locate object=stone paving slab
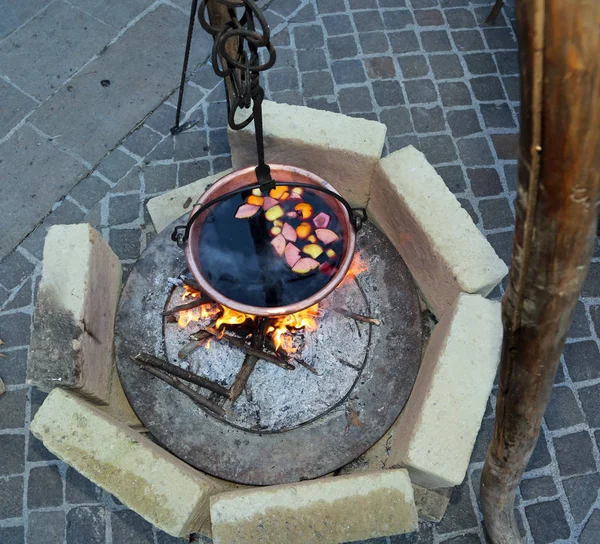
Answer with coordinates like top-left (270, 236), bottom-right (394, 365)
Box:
top-left (0, 124), bottom-right (89, 259)
top-left (28, 4), bottom-right (212, 165)
top-left (0, 79), bottom-right (37, 139)
top-left (0, 0), bottom-right (52, 40)
top-left (68, 0), bottom-right (155, 29)
top-left (0, 0), bottom-right (115, 101)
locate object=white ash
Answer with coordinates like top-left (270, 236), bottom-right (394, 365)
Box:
top-left (163, 282), bottom-right (371, 432)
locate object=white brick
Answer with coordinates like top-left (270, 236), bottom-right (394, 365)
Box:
top-left (389, 294), bottom-right (502, 488)
top-left (146, 169), bottom-right (232, 233)
top-left (30, 388), bottom-right (222, 537)
top-left (368, 146), bottom-right (508, 317)
top-left (27, 224), bottom-right (122, 404)
top-left (229, 100), bottom-right (386, 207)
top-left (210, 469), bottom-right (417, 544)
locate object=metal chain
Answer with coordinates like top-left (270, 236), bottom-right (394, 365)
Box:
top-left (198, 0), bottom-right (276, 191)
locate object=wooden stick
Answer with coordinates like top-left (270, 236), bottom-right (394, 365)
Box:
top-left (294, 358), bottom-right (319, 375)
top-left (332, 307), bottom-right (380, 326)
top-left (203, 327), bottom-right (295, 370)
top-left (485, 0), bottom-right (504, 24)
top-left (229, 318), bottom-right (266, 402)
top-left (162, 297), bottom-right (213, 317)
top-left (178, 336), bottom-right (208, 360)
top-left (129, 357), bottom-right (226, 417)
top-left (481, 2), bottom-right (600, 542)
top-left (133, 352), bottom-right (230, 397)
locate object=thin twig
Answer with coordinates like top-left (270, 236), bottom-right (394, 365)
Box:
top-left (162, 296), bottom-right (213, 316)
top-left (130, 357), bottom-right (226, 416)
top-left (178, 334), bottom-right (209, 360)
top-left (203, 326), bottom-right (295, 370)
top-left (133, 352), bottom-right (229, 397)
top-left (229, 318), bottom-right (265, 402)
top-left (294, 358), bottom-right (319, 375)
top-left (332, 307), bottom-right (380, 325)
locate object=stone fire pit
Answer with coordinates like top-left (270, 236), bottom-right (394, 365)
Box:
top-left (27, 102), bottom-right (506, 543)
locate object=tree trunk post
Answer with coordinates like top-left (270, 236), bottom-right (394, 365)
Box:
top-left (481, 1), bottom-right (600, 543)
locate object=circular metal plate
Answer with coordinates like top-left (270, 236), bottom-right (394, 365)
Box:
top-left (115, 221), bottom-right (422, 485)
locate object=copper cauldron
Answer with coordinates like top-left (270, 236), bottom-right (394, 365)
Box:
top-left (182, 164), bottom-right (357, 317)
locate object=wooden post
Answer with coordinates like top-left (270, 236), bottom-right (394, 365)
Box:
top-left (481, 1), bottom-right (600, 543)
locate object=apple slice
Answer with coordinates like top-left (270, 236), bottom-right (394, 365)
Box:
top-left (265, 205), bottom-right (284, 221)
top-left (319, 262), bottom-right (337, 276)
top-left (252, 188), bottom-right (262, 196)
top-left (288, 192), bottom-right (303, 200)
top-left (308, 235), bottom-right (317, 243)
top-left (303, 244), bottom-right (323, 259)
top-left (292, 187), bottom-right (303, 195)
top-left (286, 211), bottom-right (298, 219)
top-left (292, 258), bottom-right (320, 274)
top-left (262, 196), bottom-right (278, 210)
top-left (282, 223), bottom-right (297, 242)
top-left (285, 243), bottom-right (301, 267)
top-left (247, 195), bottom-right (264, 206)
top-left (326, 248), bottom-right (336, 259)
top-left (270, 226), bottom-right (282, 237)
top-left (315, 228), bottom-right (339, 245)
top-left (296, 222), bottom-right (312, 239)
top-left (295, 202), bottom-right (313, 219)
top-left (271, 234), bottom-right (286, 256)
top-left (273, 219), bottom-right (283, 227)
top-left (313, 212), bottom-right (330, 229)
top-left (235, 204), bottom-right (260, 219)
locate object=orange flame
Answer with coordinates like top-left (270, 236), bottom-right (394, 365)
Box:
top-left (342, 250), bottom-right (368, 285)
top-left (173, 287), bottom-right (322, 355)
top-left (216, 306), bottom-right (254, 329)
top-left (267, 304), bottom-right (319, 354)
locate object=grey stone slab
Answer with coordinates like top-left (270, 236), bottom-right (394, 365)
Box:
top-left (544, 385), bottom-right (585, 430)
top-left (111, 510), bottom-right (154, 544)
top-left (520, 476), bottom-right (557, 501)
top-left (28, 432), bottom-right (58, 462)
top-left (66, 506), bottom-right (106, 544)
top-left (0, 124), bottom-right (89, 260)
top-left (0, 348), bottom-right (27, 386)
top-left (66, 467), bottom-right (103, 505)
top-left (29, 5), bottom-right (211, 165)
top-left (0, 1), bottom-right (114, 100)
top-left (28, 465), bottom-right (63, 508)
top-left (0, 476), bottom-right (23, 519)
top-left (563, 473), bottom-right (600, 523)
top-left (68, 0), bottom-right (153, 29)
top-left (0, 249), bottom-right (35, 291)
top-left (0, 434), bottom-right (25, 476)
top-left (436, 481), bottom-right (478, 534)
top-left (28, 510), bottom-right (66, 544)
top-left (554, 431), bottom-right (597, 477)
top-left (0, 0), bottom-right (52, 40)
top-left (0, 79), bottom-right (37, 139)
top-left (525, 500), bottom-right (571, 543)
top-left (580, 509), bottom-right (600, 544)
top-left (4, 277), bottom-right (32, 310)
top-left (0, 526), bottom-right (24, 544)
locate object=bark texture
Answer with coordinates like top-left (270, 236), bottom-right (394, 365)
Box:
top-left (481, 1), bottom-right (600, 543)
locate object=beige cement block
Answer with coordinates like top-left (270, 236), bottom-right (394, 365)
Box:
top-left (210, 469), bottom-right (417, 544)
top-left (146, 169), bottom-right (232, 233)
top-left (389, 294), bottom-right (502, 488)
top-left (30, 388), bottom-right (222, 538)
top-left (27, 224), bottom-right (122, 404)
top-left (338, 427), bottom-right (451, 522)
top-left (228, 100), bottom-right (386, 207)
top-left (368, 146), bottom-right (508, 317)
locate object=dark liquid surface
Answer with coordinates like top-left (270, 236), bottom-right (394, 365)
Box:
top-left (197, 187), bottom-right (343, 308)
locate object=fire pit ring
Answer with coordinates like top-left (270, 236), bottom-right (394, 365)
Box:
top-left (114, 221), bottom-right (423, 485)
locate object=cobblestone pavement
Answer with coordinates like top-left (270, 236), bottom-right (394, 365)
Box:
top-left (1, 0), bottom-right (599, 543)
